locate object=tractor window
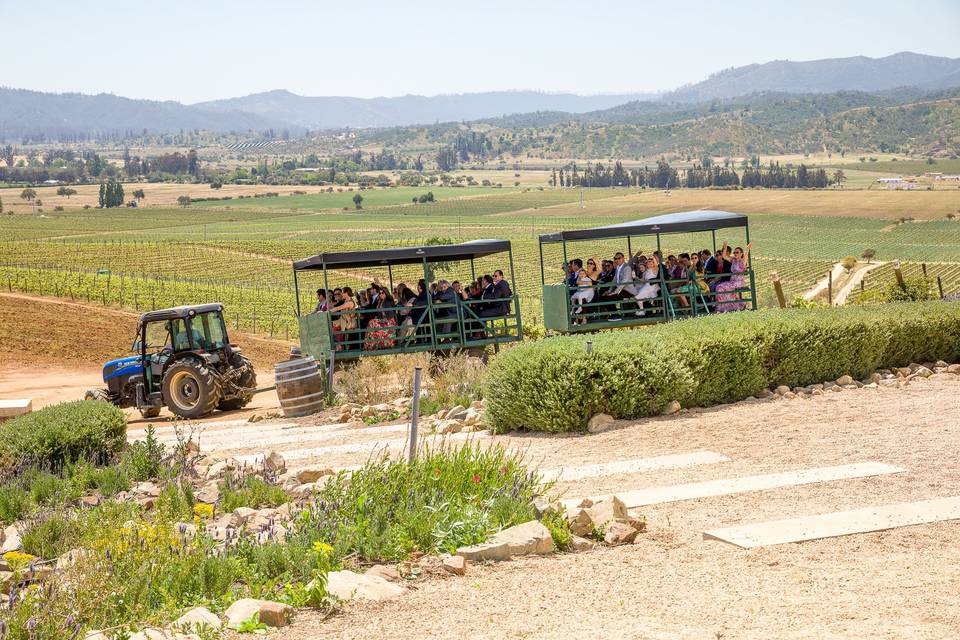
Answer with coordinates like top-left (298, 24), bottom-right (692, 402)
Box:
top-left (170, 318), bottom-right (192, 351)
top-left (144, 322), bottom-right (172, 352)
top-left (191, 312), bottom-right (227, 351)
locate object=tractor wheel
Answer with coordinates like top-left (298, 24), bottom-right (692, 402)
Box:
top-left (218, 357), bottom-right (257, 411)
top-left (84, 388), bottom-right (112, 403)
top-left (139, 406), bottom-right (162, 419)
top-left (161, 359), bottom-right (221, 420)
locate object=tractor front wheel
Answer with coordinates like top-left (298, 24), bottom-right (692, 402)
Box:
top-left (162, 360), bottom-right (221, 420)
top-left (84, 388), bottom-right (112, 403)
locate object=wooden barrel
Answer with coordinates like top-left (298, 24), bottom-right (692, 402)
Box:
top-left (274, 356), bottom-right (325, 418)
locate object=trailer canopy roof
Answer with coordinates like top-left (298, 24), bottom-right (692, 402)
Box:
top-left (293, 239), bottom-right (512, 271)
top-left (538, 210), bottom-right (748, 244)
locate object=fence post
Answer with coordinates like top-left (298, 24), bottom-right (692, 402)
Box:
top-left (408, 367), bottom-right (422, 463)
top-left (937, 276), bottom-right (944, 299)
top-left (893, 260), bottom-right (905, 291)
top-left (585, 340), bottom-right (593, 355)
top-left (828, 270), bottom-right (833, 305)
top-left (771, 272), bottom-right (787, 309)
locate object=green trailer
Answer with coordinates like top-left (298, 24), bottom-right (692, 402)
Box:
top-left (538, 210), bottom-right (757, 332)
top-left (293, 239), bottom-right (522, 363)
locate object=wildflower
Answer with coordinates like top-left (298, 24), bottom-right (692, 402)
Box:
top-left (312, 541), bottom-right (334, 554)
top-left (471, 474), bottom-right (481, 483)
top-left (193, 503), bottom-right (214, 519)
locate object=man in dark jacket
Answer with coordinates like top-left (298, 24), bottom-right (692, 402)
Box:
top-left (492, 270), bottom-right (512, 315)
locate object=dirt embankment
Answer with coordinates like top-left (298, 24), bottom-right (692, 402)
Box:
top-left (0, 292), bottom-right (291, 414)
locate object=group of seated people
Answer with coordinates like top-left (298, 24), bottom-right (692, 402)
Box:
top-left (313, 270), bottom-right (513, 351)
top-left (564, 242), bottom-right (752, 323)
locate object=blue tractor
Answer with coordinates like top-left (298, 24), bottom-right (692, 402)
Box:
top-left (85, 303), bottom-right (257, 419)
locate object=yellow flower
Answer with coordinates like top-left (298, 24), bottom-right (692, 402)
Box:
top-left (193, 503), bottom-right (214, 519)
top-left (312, 541), bottom-right (334, 554)
top-left (3, 551), bottom-right (37, 563)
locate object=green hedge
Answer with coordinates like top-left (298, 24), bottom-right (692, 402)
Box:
top-left (484, 302), bottom-right (960, 433)
top-left (0, 401), bottom-right (127, 473)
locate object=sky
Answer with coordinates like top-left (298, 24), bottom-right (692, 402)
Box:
top-left (2, 0), bottom-right (959, 103)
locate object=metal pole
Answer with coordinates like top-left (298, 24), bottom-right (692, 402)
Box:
top-left (408, 367), bottom-right (422, 463)
top-left (327, 349), bottom-right (336, 395)
top-left (388, 265), bottom-right (394, 293)
top-left (538, 240), bottom-right (545, 285)
top-left (293, 269), bottom-right (302, 316)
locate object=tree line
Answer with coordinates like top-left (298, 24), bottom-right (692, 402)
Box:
top-left (551, 160), bottom-right (834, 189)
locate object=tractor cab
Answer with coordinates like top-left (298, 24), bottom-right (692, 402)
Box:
top-left (87, 303), bottom-right (257, 420)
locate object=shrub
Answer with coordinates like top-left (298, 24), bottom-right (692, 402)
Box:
top-left (484, 303), bottom-right (960, 432)
top-left (121, 425), bottom-right (165, 481)
top-left (219, 475), bottom-right (290, 512)
top-left (288, 443), bottom-right (541, 560)
top-left (0, 401), bottom-right (126, 472)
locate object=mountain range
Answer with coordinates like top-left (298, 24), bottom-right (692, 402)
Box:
top-left (1, 52), bottom-right (958, 141)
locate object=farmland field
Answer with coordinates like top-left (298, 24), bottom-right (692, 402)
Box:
top-left (2, 186), bottom-right (959, 336)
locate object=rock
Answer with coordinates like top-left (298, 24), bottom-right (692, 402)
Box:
top-left (296, 468), bottom-right (333, 484)
top-left (661, 400), bottom-right (681, 415)
top-left (531, 497), bottom-right (560, 518)
top-left (775, 385), bottom-right (791, 396)
top-left (811, 388), bottom-right (824, 396)
top-left (325, 570), bottom-right (405, 602)
top-left (205, 461), bottom-right (228, 480)
top-left (587, 413), bottom-right (615, 434)
top-left (830, 385), bottom-right (843, 392)
top-left (445, 405), bottom-right (468, 421)
top-left (1, 525), bottom-right (21, 553)
top-left (274, 502), bottom-right (293, 521)
top-left (133, 482), bottom-right (162, 498)
top-left (263, 451), bottom-right (286, 474)
top-left (879, 379), bottom-right (899, 388)
top-left (866, 372), bottom-right (882, 384)
top-left (462, 408), bottom-right (481, 426)
top-left (584, 497), bottom-right (627, 529)
top-left (291, 482), bottom-right (318, 499)
top-left (360, 405), bottom-right (375, 418)
top-left (947, 364), bottom-right (960, 374)
top-left (457, 520), bottom-right (554, 561)
top-left (0, 571), bottom-right (14, 594)
top-left (842, 384), bottom-right (858, 390)
top-left (782, 392), bottom-right (797, 400)
top-left (173, 606), bottom-right (222, 630)
top-left (864, 382), bottom-right (878, 389)
top-left (569, 535), bottom-right (595, 552)
top-left (566, 506), bottom-right (594, 537)
top-left (913, 366), bottom-right (933, 378)
top-left (895, 367), bottom-right (911, 377)
top-left (470, 400), bottom-right (483, 410)
top-left (195, 481), bottom-right (219, 504)
top-left (247, 413), bottom-right (265, 423)
top-left (232, 507), bottom-right (257, 524)
top-left (928, 373), bottom-right (957, 381)
top-left (337, 413), bottom-right (352, 423)
top-left (76, 494), bottom-right (101, 508)
top-left (56, 548), bottom-right (90, 570)
top-left (442, 555), bottom-right (466, 576)
top-left (366, 564), bottom-right (401, 582)
top-left (603, 521), bottom-right (639, 546)
top-left (835, 375), bottom-right (854, 386)
top-left (435, 419), bottom-right (462, 435)
top-left (224, 599), bottom-right (291, 628)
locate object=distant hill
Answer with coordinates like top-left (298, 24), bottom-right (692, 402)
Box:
top-left (192, 90), bottom-right (656, 130)
top-left (664, 52), bottom-right (960, 102)
top-left (0, 88), bottom-right (280, 142)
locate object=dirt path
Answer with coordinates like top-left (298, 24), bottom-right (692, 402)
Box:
top-left (802, 262), bottom-right (845, 301)
top-left (210, 377), bottom-right (960, 639)
top-left (834, 261), bottom-right (888, 305)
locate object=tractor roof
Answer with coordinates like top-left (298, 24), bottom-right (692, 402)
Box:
top-left (139, 303), bottom-right (224, 323)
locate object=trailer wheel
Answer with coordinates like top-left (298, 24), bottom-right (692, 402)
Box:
top-left (84, 388), bottom-right (112, 403)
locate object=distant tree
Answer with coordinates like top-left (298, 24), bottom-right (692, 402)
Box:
top-left (926, 156), bottom-right (936, 165)
top-left (210, 178), bottom-right (223, 190)
top-left (133, 189), bottom-right (146, 202)
top-left (861, 248), bottom-right (877, 264)
top-left (56, 186), bottom-right (77, 198)
top-left (352, 193), bottom-right (363, 209)
top-left (841, 256), bottom-right (857, 272)
top-left (832, 169), bottom-right (846, 188)
top-left (177, 196), bottom-right (192, 207)
top-left (20, 188), bottom-right (36, 202)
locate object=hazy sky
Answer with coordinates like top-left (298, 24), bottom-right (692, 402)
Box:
top-left (3, 0), bottom-right (958, 103)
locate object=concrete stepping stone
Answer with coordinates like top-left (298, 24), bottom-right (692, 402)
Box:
top-left (540, 451), bottom-right (729, 483)
top-left (564, 462), bottom-right (905, 509)
top-left (704, 495), bottom-right (960, 548)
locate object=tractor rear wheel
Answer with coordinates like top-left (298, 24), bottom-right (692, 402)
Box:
top-left (161, 359), bottom-right (221, 419)
top-left (84, 388), bottom-right (112, 403)
top-left (218, 356), bottom-right (257, 411)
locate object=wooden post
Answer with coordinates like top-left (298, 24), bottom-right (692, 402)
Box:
top-left (772, 272), bottom-right (787, 309)
top-left (922, 263), bottom-right (928, 278)
top-left (828, 270), bottom-right (833, 306)
top-left (937, 276), bottom-right (944, 299)
top-left (893, 260), bottom-right (906, 291)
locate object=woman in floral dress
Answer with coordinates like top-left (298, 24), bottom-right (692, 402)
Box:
top-left (714, 242), bottom-right (751, 312)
